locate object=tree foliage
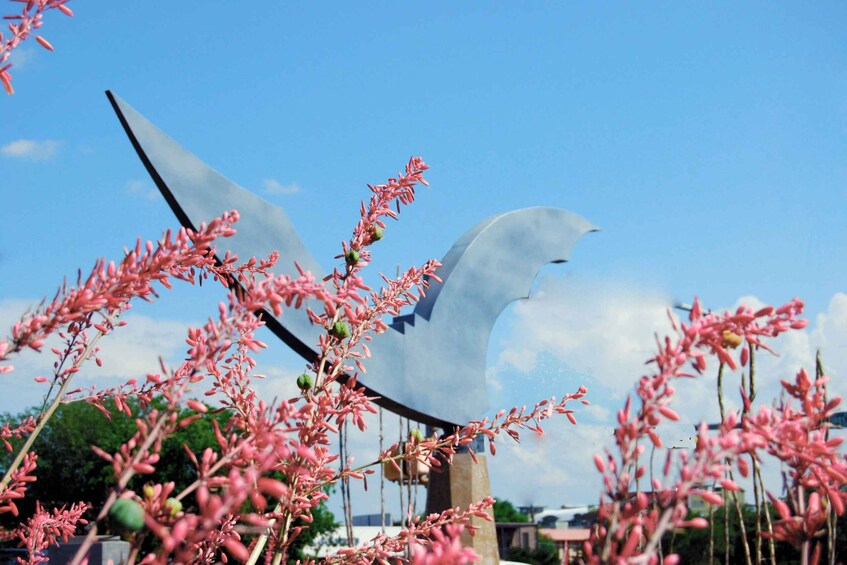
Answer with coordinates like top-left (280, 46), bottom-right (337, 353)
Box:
top-left (0, 396), bottom-right (335, 560)
top-left (660, 505), bottom-right (847, 565)
top-left (506, 537), bottom-right (559, 565)
top-left (493, 498), bottom-right (529, 523)
top-left (1, 396), bottom-right (223, 518)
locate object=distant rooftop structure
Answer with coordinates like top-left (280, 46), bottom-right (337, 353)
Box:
top-left (541, 527), bottom-right (591, 564)
top-left (688, 486), bottom-right (745, 514)
top-left (535, 506), bottom-right (593, 529)
top-left (517, 504), bottom-right (545, 518)
top-left (495, 522), bottom-right (538, 559)
top-left (307, 525), bottom-right (404, 559)
top-left (351, 513), bottom-right (392, 527)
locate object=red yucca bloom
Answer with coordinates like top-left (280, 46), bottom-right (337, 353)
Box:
top-left (15, 502), bottom-right (88, 564)
top-left (0, 0), bottom-right (73, 94)
top-left (587, 297), bottom-right (847, 565)
top-left (1, 159), bottom-right (591, 564)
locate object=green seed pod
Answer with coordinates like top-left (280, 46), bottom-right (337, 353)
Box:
top-left (330, 321), bottom-right (351, 340)
top-left (370, 226), bottom-right (384, 241)
top-left (165, 497), bottom-right (183, 517)
top-left (345, 249), bottom-right (360, 266)
top-left (142, 484), bottom-right (155, 500)
top-left (296, 373), bottom-right (313, 391)
top-left (409, 428), bottom-right (424, 442)
top-left (109, 498), bottom-right (145, 532)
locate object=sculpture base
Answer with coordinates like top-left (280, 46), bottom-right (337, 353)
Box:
top-left (52, 536), bottom-right (130, 564)
top-left (425, 453), bottom-right (499, 565)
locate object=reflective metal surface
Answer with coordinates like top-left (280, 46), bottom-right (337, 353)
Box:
top-left (108, 91), bottom-right (597, 427)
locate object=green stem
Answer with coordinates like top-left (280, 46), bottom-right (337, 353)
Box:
top-left (756, 464), bottom-right (776, 565)
top-left (728, 467), bottom-right (752, 565)
top-left (708, 484), bottom-right (715, 565)
top-left (752, 455), bottom-right (762, 564)
top-left (816, 351), bottom-right (836, 565)
top-left (748, 347), bottom-right (762, 565)
top-left (0, 328), bottom-right (106, 492)
top-left (749, 345), bottom-right (756, 403)
top-left (724, 498), bottom-right (729, 565)
top-left (798, 485), bottom-right (809, 565)
top-left (716, 362), bottom-right (730, 565)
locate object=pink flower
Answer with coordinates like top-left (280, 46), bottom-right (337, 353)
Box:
top-left (411, 525), bottom-right (480, 565)
top-left (0, 0), bottom-right (73, 95)
top-left (15, 502), bottom-right (88, 565)
top-left (586, 296), bottom-right (828, 564)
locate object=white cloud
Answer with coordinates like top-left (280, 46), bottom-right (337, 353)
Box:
top-left (497, 276), bottom-right (674, 397)
top-left (491, 423), bottom-right (610, 506)
top-left (93, 314), bottom-right (195, 377)
top-left (487, 281), bottom-right (847, 508)
top-left (495, 282), bottom-right (847, 425)
top-left (0, 299), bottom-right (195, 412)
top-left (125, 179), bottom-right (159, 201)
top-left (581, 402), bottom-right (610, 422)
top-left (1, 139), bottom-right (61, 161)
top-left (5, 286), bottom-right (846, 517)
top-left (808, 293), bottom-right (847, 380)
top-left (248, 365), bottom-right (304, 403)
top-left (6, 45), bottom-right (36, 70)
top-left (486, 366), bottom-right (504, 393)
top-left (261, 178), bottom-right (301, 195)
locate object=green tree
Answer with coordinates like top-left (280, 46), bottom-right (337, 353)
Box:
top-left (0, 396), bottom-right (336, 562)
top-left (493, 498), bottom-right (529, 523)
top-left (495, 499), bottom-right (560, 565)
top-left (0, 396), bottom-right (226, 517)
top-left (505, 534), bottom-right (559, 565)
top-left (289, 497), bottom-right (337, 562)
top-left (663, 506), bottom-right (809, 565)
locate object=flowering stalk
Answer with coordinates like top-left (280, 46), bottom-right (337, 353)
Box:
top-left (0, 212), bottom-right (258, 502)
top-left (410, 524), bottom-right (481, 565)
top-left (4, 158), bottom-right (590, 564)
top-left (588, 297), bottom-right (847, 564)
top-left (70, 258), bottom-right (330, 564)
top-left (745, 367), bottom-right (847, 562)
top-left (241, 157), bottom-right (439, 564)
top-left (0, 0), bottom-right (73, 94)
top-left (319, 502), bottom-right (494, 564)
top-left (0, 212), bottom-right (281, 559)
top-left (587, 298), bottom-right (809, 564)
top-left (15, 502), bottom-right (88, 565)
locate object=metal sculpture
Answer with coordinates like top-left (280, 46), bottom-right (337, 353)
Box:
top-left (107, 91), bottom-right (597, 428)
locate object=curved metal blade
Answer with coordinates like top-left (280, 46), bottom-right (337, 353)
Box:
top-left (107, 92), bottom-right (598, 427)
top-left (365, 208), bottom-right (598, 426)
top-left (107, 91), bottom-right (324, 361)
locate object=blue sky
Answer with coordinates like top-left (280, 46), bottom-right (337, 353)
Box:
top-left (2, 3), bottom-right (846, 516)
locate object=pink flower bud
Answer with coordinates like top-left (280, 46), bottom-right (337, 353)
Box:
top-left (593, 454), bottom-right (605, 473)
top-left (696, 490), bottom-right (724, 506)
top-left (133, 463), bottom-right (156, 474)
top-left (35, 36), bottom-right (54, 51)
top-left (257, 477), bottom-right (288, 499)
top-left (720, 479), bottom-right (740, 492)
top-left (737, 457), bottom-right (749, 478)
top-left (659, 406), bottom-right (680, 421)
top-left (187, 399), bottom-right (208, 413)
top-left (223, 539), bottom-right (249, 562)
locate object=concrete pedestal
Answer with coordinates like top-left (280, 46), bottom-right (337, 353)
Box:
top-left (52, 536), bottom-right (130, 564)
top-left (425, 452), bottom-right (499, 565)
